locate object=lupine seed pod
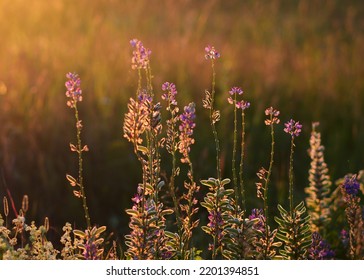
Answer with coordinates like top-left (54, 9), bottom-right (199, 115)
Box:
top-left (22, 195), bottom-right (29, 213)
top-left (3, 196), bottom-right (9, 217)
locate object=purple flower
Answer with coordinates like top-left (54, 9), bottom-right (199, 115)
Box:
top-left (161, 82), bottom-right (178, 106)
top-left (130, 39), bottom-right (151, 70)
top-left (227, 87), bottom-right (250, 110)
top-left (342, 175), bottom-right (360, 196)
top-left (228, 87), bottom-right (243, 96)
top-left (264, 107), bottom-right (280, 125)
top-left (84, 239), bottom-right (99, 260)
top-left (178, 103), bottom-right (196, 163)
top-left (205, 45), bottom-right (220, 60)
top-left (65, 72), bottom-right (82, 108)
top-left (309, 232), bottom-right (335, 260)
top-left (249, 208), bottom-right (265, 233)
top-left (284, 119), bottom-right (302, 137)
top-left (235, 100), bottom-right (250, 110)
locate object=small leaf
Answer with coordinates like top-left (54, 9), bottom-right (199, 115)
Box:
top-left (73, 229), bottom-right (87, 239)
top-left (70, 143), bottom-right (78, 152)
top-left (221, 178), bottom-right (231, 186)
top-left (161, 209), bottom-right (174, 216)
top-left (137, 145), bottom-right (148, 154)
top-left (94, 226), bottom-right (107, 236)
top-left (201, 226), bottom-right (212, 234)
top-left (125, 209), bottom-right (140, 217)
top-left (157, 180), bottom-right (165, 191)
top-left (165, 231), bottom-right (178, 240)
top-left (82, 145), bottom-right (89, 152)
top-left (73, 190), bottom-right (82, 198)
top-left (66, 174), bottom-right (77, 187)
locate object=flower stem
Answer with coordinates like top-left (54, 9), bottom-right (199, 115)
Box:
top-left (210, 60), bottom-right (221, 181)
top-left (264, 119), bottom-right (275, 228)
top-left (232, 93), bottom-right (239, 213)
top-left (288, 137), bottom-right (295, 215)
top-left (239, 110), bottom-right (246, 212)
top-left (74, 103), bottom-right (91, 229)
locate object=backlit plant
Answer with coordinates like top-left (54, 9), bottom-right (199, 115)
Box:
top-left (0, 38), bottom-right (363, 260)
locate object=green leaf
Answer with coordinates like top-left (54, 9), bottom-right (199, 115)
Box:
top-left (165, 231), bottom-right (178, 239)
top-left (161, 209), bottom-right (174, 216)
top-left (201, 202), bottom-right (213, 210)
top-left (94, 226), bottom-right (107, 236)
top-left (125, 209), bottom-right (139, 217)
top-left (223, 189), bottom-right (234, 196)
top-left (137, 145), bottom-right (148, 154)
top-left (73, 230), bottom-right (86, 239)
top-left (221, 178), bottom-right (231, 186)
top-left (157, 180), bottom-right (165, 191)
top-left (277, 204), bottom-right (289, 216)
top-left (201, 226), bottom-right (212, 234)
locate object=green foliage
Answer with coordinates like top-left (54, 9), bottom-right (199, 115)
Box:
top-left (200, 177), bottom-right (234, 259)
top-left (275, 201), bottom-right (312, 260)
top-left (222, 213), bottom-right (258, 260)
top-left (305, 122), bottom-right (332, 234)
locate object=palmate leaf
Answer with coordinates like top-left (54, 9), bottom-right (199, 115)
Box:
top-left (275, 201), bottom-right (312, 260)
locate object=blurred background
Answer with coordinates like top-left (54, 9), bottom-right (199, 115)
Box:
top-left (0, 0), bottom-right (363, 248)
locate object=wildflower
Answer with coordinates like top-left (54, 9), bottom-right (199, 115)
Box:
top-left (205, 45), bottom-right (220, 60)
top-left (161, 82), bottom-right (178, 106)
top-left (228, 86), bottom-right (243, 96)
top-left (178, 102), bottom-right (196, 163)
top-left (342, 175), bottom-right (360, 196)
top-left (249, 208), bottom-right (265, 233)
top-left (308, 232), bottom-right (335, 260)
top-left (264, 107), bottom-right (280, 125)
top-left (284, 119), bottom-right (302, 137)
top-left (65, 72), bottom-right (82, 108)
top-left (130, 39), bottom-right (151, 70)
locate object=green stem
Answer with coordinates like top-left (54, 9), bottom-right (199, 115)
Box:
top-left (232, 93), bottom-right (238, 213)
top-left (264, 120), bottom-right (275, 229)
top-left (74, 104), bottom-right (91, 229)
top-left (239, 111), bottom-right (246, 212)
top-left (289, 137), bottom-right (295, 215)
top-left (210, 60), bottom-right (221, 181)
top-left (182, 159), bottom-right (196, 259)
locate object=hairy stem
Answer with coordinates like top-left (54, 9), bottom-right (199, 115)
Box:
top-left (289, 137), bottom-right (295, 215)
top-left (232, 93), bottom-right (239, 213)
top-left (210, 60), bottom-right (221, 181)
top-left (239, 111), bottom-right (246, 212)
top-left (74, 104), bottom-right (91, 229)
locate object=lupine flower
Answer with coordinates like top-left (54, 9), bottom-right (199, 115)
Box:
top-left (249, 208), bottom-right (265, 233)
top-left (308, 232), bottom-right (335, 260)
top-left (342, 175), bottom-right (360, 196)
top-left (130, 39), bottom-right (151, 70)
top-left (228, 86), bottom-right (244, 96)
top-left (264, 107), bottom-right (280, 125)
top-left (235, 100), bottom-right (250, 110)
top-left (207, 210), bottom-right (224, 251)
top-left (227, 87), bottom-right (250, 110)
top-left (178, 102), bottom-right (196, 163)
top-left (205, 45), bottom-right (220, 60)
top-left (284, 119), bottom-right (302, 137)
top-left (65, 72), bottom-right (82, 108)
top-left (161, 82), bottom-right (178, 106)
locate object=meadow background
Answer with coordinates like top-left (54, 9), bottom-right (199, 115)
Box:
top-left (0, 0), bottom-right (363, 248)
